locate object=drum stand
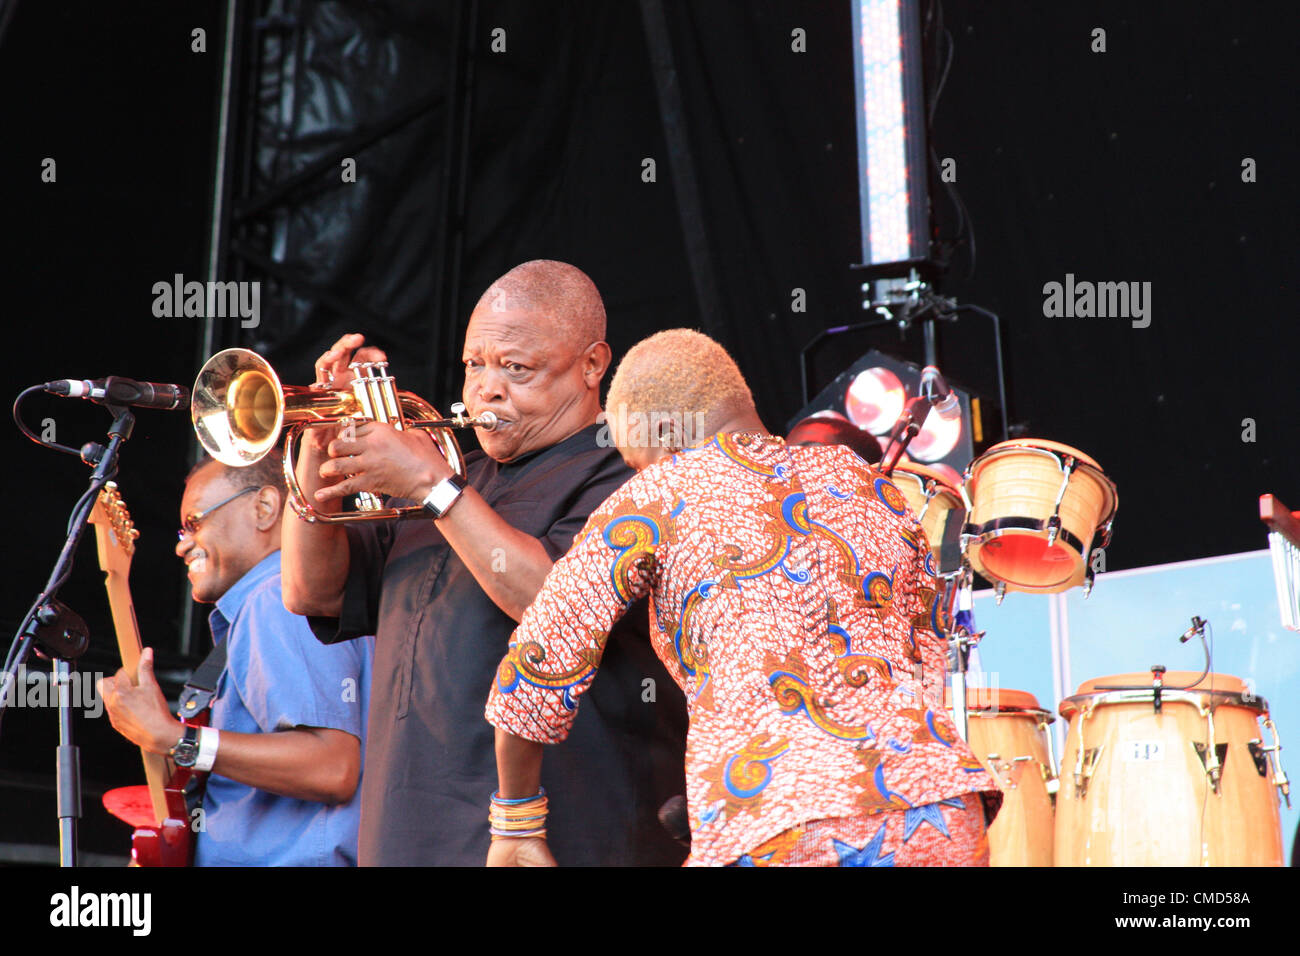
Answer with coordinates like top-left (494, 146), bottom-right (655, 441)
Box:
top-left (943, 568), bottom-right (983, 742)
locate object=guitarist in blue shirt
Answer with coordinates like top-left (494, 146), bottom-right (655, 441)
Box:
top-left (98, 455), bottom-right (372, 866)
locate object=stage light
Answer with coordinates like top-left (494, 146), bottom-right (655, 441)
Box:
top-left (791, 349), bottom-right (985, 474)
top-left (844, 366), bottom-right (905, 435)
top-left (851, 0), bottom-right (930, 269)
top-left (909, 409), bottom-right (963, 463)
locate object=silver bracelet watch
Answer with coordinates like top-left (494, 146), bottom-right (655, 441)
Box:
top-left (420, 473), bottom-right (468, 518)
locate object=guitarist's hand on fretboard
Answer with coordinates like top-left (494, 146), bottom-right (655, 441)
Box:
top-left (99, 648), bottom-right (185, 756)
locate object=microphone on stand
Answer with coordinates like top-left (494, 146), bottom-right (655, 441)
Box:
top-left (44, 376), bottom-right (189, 411)
top-left (1178, 616), bottom-right (1207, 644)
top-left (919, 366), bottom-right (961, 422)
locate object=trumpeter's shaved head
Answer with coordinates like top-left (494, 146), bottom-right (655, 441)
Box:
top-left (461, 260), bottom-right (613, 463)
top-left (606, 329), bottom-right (758, 467)
top-left (475, 260), bottom-right (606, 356)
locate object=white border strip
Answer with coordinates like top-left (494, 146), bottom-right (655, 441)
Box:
top-left (1048, 591), bottom-right (1066, 756)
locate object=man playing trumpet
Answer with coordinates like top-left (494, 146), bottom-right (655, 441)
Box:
top-left (281, 260), bottom-right (687, 866)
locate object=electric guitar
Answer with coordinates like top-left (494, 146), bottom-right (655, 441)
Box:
top-left (91, 481), bottom-right (205, 866)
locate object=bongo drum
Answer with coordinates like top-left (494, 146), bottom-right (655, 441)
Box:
top-left (949, 687), bottom-right (1057, 866)
top-left (1055, 672), bottom-right (1289, 866)
top-left (961, 440), bottom-right (1117, 595)
top-left (891, 461), bottom-right (965, 568)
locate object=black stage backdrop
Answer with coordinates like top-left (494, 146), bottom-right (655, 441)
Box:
top-left (0, 1), bottom-right (1295, 861)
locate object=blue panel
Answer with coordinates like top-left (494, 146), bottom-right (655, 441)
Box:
top-left (968, 590), bottom-right (1057, 722)
top-left (1063, 551), bottom-right (1298, 865)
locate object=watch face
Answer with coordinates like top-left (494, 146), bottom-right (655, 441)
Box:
top-left (172, 727), bottom-right (200, 767)
top-left (422, 476), bottom-right (465, 517)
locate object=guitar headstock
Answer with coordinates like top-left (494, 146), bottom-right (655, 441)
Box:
top-left (91, 481), bottom-right (139, 575)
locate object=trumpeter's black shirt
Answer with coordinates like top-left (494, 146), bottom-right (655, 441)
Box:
top-left (311, 424), bottom-right (689, 866)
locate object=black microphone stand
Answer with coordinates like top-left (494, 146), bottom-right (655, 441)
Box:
top-left (876, 393), bottom-right (980, 741)
top-left (877, 395), bottom-right (930, 478)
top-left (2, 401), bottom-right (136, 866)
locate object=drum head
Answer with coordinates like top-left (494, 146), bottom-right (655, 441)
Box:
top-left (1060, 671), bottom-right (1264, 719)
top-left (944, 686), bottom-right (1048, 714)
top-left (978, 439), bottom-right (1104, 471)
top-left (1074, 671), bottom-right (1250, 696)
top-left (975, 531), bottom-right (1081, 589)
top-left (893, 460), bottom-right (961, 490)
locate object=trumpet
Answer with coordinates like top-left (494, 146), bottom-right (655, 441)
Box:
top-left (191, 348), bottom-right (497, 523)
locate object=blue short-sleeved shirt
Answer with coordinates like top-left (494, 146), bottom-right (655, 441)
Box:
top-left (194, 551), bottom-right (372, 867)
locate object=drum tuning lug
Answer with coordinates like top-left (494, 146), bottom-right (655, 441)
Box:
top-left (1150, 665), bottom-right (1166, 714)
top-left (1074, 746), bottom-right (1103, 798)
top-left (1247, 740), bottom-right (1270, 777)
top-left (1191, 742), bottom-right (1228, 795)
top-left (1041, 763), bottom-right (1060, 797)
top-left (994, 581), bottom-right (1007, 605)
top-left (1046, 516), bottom-right (1061, 547)
top-left (1262, 717), bottom-right (1291, 808)
top-left (1083, 568), bottom-right (1095, 599)
top-left (1002, 754), bottom-right (1033, 789)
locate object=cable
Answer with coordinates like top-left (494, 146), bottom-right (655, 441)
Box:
top-left (1164, 619), bottom-right (1212, 692)
top-left (922, 1), bottom-right (976, 278)
top-left (0, 397), bottom-right (121, 737)
top-left (12, 386), bottom-right (82, 458)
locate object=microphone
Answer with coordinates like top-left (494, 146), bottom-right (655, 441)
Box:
top-left (44, 376), bottom-right (189, 411)
top-left (1178, 615), bottom-right (1207, 644)
top-left (919, 366), bottom-right (961, 422)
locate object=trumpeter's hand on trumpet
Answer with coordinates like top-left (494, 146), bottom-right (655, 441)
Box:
top-left (305, 332), bottom-right (388, 454)
top-left (305, 331), bottom-right (458, 508)
top-left (315, 418), bottom-right (454, 505)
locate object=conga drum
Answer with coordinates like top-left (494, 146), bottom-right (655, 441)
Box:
top-left (1055, 672), bottom-right (1288, 866)
top-left (891, 461), bottom-right (965, 568)
top-left (950, 687), bottom-right (1058, 866)
top-left (961, 440), bottom-right (1117, 595)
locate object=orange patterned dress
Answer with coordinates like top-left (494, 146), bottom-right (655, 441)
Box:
top-left (485, 432), bottom-right (1000, 866)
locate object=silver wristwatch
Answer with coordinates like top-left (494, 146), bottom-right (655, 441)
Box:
top-left (170, 725), bottom-right (201, 768)
top-left (420, 473), bottom-right (468, 518)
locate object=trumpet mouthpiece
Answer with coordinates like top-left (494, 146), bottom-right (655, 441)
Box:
top-left (476, 411), bottom-right (498, 431)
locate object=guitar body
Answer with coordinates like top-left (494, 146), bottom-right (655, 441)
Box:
top-left (132, 818), bottom-right (193, 868)
top-left (131, 716), bottom-right (207, 867)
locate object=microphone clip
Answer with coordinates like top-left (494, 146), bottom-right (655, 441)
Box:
top-left (1178, 615), bottom-right (1207, 644)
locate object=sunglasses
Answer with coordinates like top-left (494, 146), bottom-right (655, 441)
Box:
top-left (177, 485), bottom-right (259, 541)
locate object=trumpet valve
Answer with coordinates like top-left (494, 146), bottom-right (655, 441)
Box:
top-left (450, 402), bottom-right (497, 431)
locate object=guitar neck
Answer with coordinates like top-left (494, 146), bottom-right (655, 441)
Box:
top-left (93, 493), bottom-right (172, 826)
top-left (101, 573), bottom-right (172, 824)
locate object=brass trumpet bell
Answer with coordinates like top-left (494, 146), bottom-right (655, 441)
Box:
top-left (192, 348), bottom-right (496, 523)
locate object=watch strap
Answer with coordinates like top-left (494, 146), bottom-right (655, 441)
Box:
top-left (421, 473), bottom-right (468, 518)
top-left (194, 727), bottom-right (220, 773)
